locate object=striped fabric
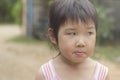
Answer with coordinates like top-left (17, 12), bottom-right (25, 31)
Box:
top-left (41, 60), bottom-right (108, 80)
top-left (93, 62), bottom-right (108, 80)
top-left (41, 60), bottom-right (60, 80)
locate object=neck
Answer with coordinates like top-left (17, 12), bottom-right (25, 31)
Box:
top-left (55, 54), bottom-right (91, 67)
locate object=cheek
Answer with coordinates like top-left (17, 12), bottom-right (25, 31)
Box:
top-left (58, 39), bottom-right (74, 53)
top-left (87, 38), bottom-right (96, 53)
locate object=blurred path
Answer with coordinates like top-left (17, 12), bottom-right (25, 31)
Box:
top-left (0, 25), bottom-right (51, 80)
top-left (0, 25), bottom-right (21, 42)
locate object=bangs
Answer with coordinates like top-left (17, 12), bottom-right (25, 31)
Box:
top-left (50, 0), bottom-right (97, 27)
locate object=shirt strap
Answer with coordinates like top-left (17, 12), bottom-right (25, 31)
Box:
top-left (93, 62), bottom-right (108, 80)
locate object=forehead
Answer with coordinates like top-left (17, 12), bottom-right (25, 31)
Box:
top-left (62, 19), bottom-right (95, 29)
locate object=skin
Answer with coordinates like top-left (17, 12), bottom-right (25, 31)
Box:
top-left (36, 19), bottom-right (109, 80)
top-left (56, 19), bottom-right (96, 64)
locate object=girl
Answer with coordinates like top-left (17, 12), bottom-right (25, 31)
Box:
top-left (36, 0), bottom-right (109, 80)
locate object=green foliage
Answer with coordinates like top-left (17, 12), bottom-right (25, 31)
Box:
top-left (48, 0), bottom-right (53, 6)
top-left (0, 0), bottom-right (16, 23)
top-left (96, 6), bottom-right (114, 44)
top-left (11, 0), bottom-right (22, 24)
top-left (0, 0), bottom-right (21, 24)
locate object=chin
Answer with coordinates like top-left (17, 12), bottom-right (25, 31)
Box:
top-left (71, 58), bottom-right (87, 64)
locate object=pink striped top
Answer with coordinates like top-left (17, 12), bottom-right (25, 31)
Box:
top-left (41, 60), bottom-right (108, 80)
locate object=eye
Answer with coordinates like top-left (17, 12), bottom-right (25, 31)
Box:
top-left (87, 32), bottom-right (93, 36)
top-left (67, 32), bottom-right (76, 36)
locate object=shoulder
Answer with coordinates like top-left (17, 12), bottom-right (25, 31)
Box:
top-left (105, 73), bottom-right (110, 80)
top-left (36, 67), bottom-right (45, 80)
top-left (36, 60), bottom-right (52, 80)
top-left (96, 61), bottom-right (108, 71)
top-left (95, 61), bottom-right (109, 80)
top-left (89, 58), bottom-right (108, 69)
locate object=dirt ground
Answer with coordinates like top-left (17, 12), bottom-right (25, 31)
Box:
top-left (0, 25), bottom-right (120, 80)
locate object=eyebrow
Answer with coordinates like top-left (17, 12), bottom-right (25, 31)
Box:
top-left (65, 28), bottom-right (76, 31)
top-left (87, 25), bottom-right (95, 29)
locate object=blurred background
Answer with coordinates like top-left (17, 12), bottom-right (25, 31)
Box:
top-left (0, 0), bottom-right (120, 80)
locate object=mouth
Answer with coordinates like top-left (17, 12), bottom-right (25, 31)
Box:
top-left (73, 51), bottom-right (85, 57)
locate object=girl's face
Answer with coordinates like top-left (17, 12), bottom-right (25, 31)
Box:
top-left (49, 19), bottom-right (96, 64)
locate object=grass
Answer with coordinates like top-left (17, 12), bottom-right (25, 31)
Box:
top-left (7, 35), bottom-right (46, 45)
top-left (93, 45), bottom-right (120, 62)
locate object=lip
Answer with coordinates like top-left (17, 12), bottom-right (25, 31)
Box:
top-left (74, 51), bottom-right (85, 57)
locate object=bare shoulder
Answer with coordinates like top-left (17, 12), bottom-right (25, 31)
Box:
top-left (36, 67), bottom-right (45, 80)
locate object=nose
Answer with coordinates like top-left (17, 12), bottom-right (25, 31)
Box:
top-left (75, 37), bottom-right (86, 48)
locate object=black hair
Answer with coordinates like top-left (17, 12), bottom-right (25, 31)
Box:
top-left (49, 0), bottom-right (98, 42)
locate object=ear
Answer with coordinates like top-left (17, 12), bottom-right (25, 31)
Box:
top-left (48, 28), bottom-right (57, 44)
